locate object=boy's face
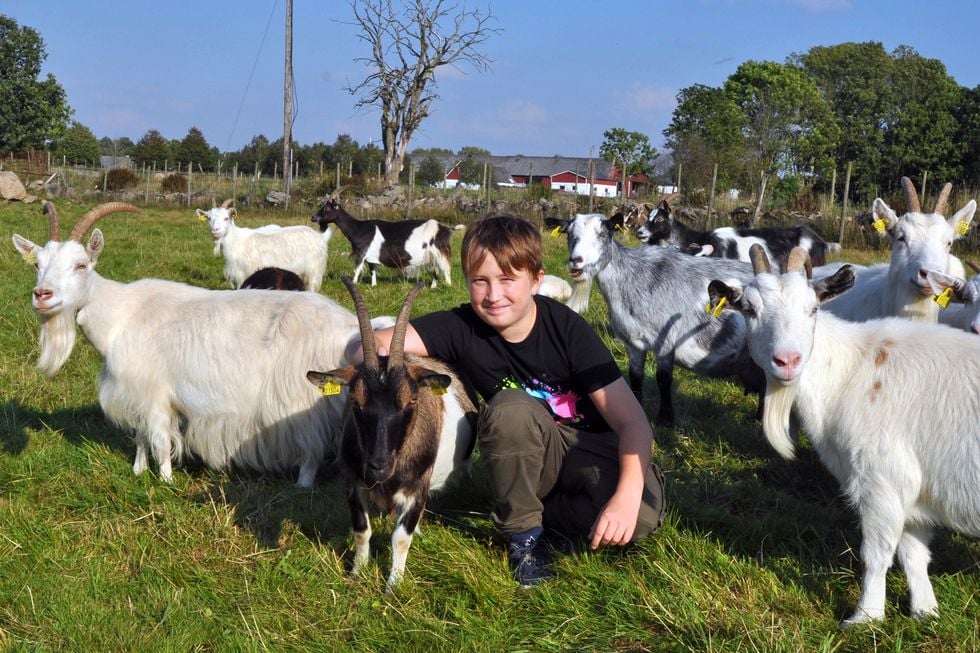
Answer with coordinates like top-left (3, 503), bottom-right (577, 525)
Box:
top-left (467, 252), bottom-right (544, 341)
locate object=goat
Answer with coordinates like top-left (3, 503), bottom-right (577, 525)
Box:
top-left (240, 267), bottom-right (305, 291)
top-left (537, 274), bottom-right (572, 302)
top-left (544, 212), bottom-right (764, 427)
top-left (198, 199), bottom-right (331, 291)
top-left (306, 278), bottom-right (476, 590)
top-left (925, 260), bottom-right (980, 334)
top-left (821, 178), bottom-right (975, 322)
top-left (707, 244), bottom-right (980, 626)
top-left (636, 198), bottom-right (840, 267)
top-left (13, 202), bottom-right (358, 487)
top-left (310, 187), bottom-right (459, 288)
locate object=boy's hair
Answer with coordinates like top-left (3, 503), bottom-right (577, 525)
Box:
top-left (461, 213), bottom-right (543, 278)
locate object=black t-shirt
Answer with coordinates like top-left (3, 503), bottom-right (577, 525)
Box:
top-left (412, 295), bottom-right (623, 432)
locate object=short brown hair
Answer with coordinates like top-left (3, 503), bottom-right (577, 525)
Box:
top-left (461, 213), bottom-right (543, 278)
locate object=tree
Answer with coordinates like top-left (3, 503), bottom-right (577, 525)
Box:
top-left (131, 130), bottom-right (172, 169)
top-left (416, 155), bottom-right (447, 186)
top-left (723, 60), bottom-right (838, 224)
top-left (0, 15), bottom-right (72, 154)
top-left (99, 136), bottom-right (134, 157)
top-left (176, 127), bottom-right (218, 171)
top-left (346, 0), bottom-right (500, 187)
top-left (53, 121), bottom-right (100, 166)
top-left (599, 128), bottom-right (657, 198)
top-left (457, 145), bottom-right (490, 185)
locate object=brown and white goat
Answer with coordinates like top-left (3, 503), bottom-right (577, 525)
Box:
top-left (306, 278), bottom-right (475, 590)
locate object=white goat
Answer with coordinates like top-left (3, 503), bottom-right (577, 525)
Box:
top-left (708, 244), bottom-right (980, 627)
top-left (536, 274), bottom-right (572, 302)
top-left (926, 261), bottom-right (980, 334)
top-left (13, 202), bottom-right (358, 487)
top-left (822, 178), bottom-right (975, 322)
top-left (198, 199), bottom-right (331, 291)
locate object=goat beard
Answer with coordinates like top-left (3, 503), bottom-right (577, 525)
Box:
top-left (761, 379), bottom-right (799, 460)
top-left (898, 292), bottom-right (940, 322)
top-left (37, 309), bottom-right (77, 378)
top-left (565, 277), bottom-right (592, 313)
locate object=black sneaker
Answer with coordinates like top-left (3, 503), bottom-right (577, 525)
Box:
top-left (508, 532), bottom-right (555, 589)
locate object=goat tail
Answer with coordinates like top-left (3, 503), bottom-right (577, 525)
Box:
top-left (761, 380), bottom-right (798, 460)
top-left (565, 278), bottom-right (592, 313)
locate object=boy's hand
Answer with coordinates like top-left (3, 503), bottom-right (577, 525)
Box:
top-left (589, 491), bottom-right (641, 549)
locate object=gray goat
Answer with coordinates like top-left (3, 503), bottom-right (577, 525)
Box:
top-left (545, 213), bottom-right (764, 426)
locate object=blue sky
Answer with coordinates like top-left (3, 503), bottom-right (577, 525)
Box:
top-left (5, 1), bottom-right (979, 158)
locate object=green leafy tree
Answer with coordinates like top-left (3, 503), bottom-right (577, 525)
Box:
top-left (956, 84), bottom-right (980, 187)
top-left (723, 60), bottom-right (838, 223)
top-left (0, 15), bottom-right (72, 153)
top-left (599, 128), bottom-right (658, 198)
top-left (457, 145), bottom-right (491, 185)
top-left (99, 136), bottom-right (134, 157)
top-left (176, 127), bottom-right (218, 171)
top-left (131, 130), bottom-right (172, 168)
top-left (416, 155), bottom-right (447, 186)
top-left (53, 121), bottom-right (100, 166)
top-left (347, 0), bottom-right (500, 186)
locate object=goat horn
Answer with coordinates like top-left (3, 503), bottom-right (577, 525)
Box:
top-left (786, 247), bottom-right (813, 279)
top-left (341, 276), bottom-right (379, 371)
top-left (387, 281), bottom-right (425, 370)
top-left (220, 198), bottom-right (235, 209)
top-left (900, 176), bottom-right (921, 213)
top-left (933, 182), bottom-right (952, 215)
top-left (968, 260), bottom-right (980, 275)
top-left (749, 244), bottom-right (772, 275)
top-left (43, 201), bottom-right (61, 242)
top-left (328, 185), bottom-right (351, 201)
top-left (68, 202), bottom-right (140, 242)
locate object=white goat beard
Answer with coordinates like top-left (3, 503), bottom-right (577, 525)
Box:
top-left (762, 380), bottom-right (798, 460)
top-left (899, 293), bottom-right (940, 322)
top-left (565, 277), bottom-right (592, 313)
top-left (37, 310), bottom-right (77, 378)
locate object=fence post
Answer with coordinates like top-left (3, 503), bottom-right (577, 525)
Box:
top-left (838, 161), bottom-right (852, 247)
top-left (187, 162), bottom-right (193, 208)
top-left (708, 162), bottom-right (718, 229)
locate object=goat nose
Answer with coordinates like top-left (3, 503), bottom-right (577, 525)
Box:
top-left (570, 256), bottom-right (583, 264)
top-left (918, 268), bottom-right (929, 279)
top-left (33, 288), bottom-right (52, 301)
top-left (772, 352), bottom-right (801, 369)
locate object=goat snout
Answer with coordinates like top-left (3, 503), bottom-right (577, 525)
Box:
top-left (33, 288), bottom-right (52, 302)
top-left (772, 351), bottom-right (801, 371)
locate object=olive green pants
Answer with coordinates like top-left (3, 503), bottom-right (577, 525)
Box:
top-left (477, 389), bottom-right (666, 539)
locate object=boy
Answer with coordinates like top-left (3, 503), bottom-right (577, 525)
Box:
top-left (345, 213), bottom-right (665, 588)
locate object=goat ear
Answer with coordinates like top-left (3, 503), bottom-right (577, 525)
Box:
top-left (543, 217), bottom-right (568, 234)
top-left (813, 265), bottom-right (855, 302)
top-left (86, 229), bottom-right (105, 263)
top-left (706, 280), bottom-right (747, 314)
top-left (871, 198), bottom-right (899, 237)
top-left (924, 269), bottom-right (968, 303)
top-left (307, 368), bottom-right (355, 391)
top-left (606, 212), bottom-right (625, 232)
top-left (416, 371), bottom-right (452, 393)
top-left (12, 234), bottom-right (38, 263)
top-left (195, 209), bottom-right (208, 218)
top-left (948, 199), bottom-right (976, 239)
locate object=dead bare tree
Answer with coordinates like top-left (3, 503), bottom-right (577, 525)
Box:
top-left (346, 0), bottom-right (500, 187)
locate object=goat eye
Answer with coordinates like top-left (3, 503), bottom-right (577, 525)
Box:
top-left (74, 263), bottom-right (87, 271)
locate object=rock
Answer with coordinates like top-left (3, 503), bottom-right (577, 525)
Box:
top-left (0, 171), bottom-right (28, 200)
top-left (265, 190), bottom-right (288, 205)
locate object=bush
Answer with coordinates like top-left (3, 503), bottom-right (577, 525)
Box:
top-left (160, 173), bottom-right (187, 193)
top-left (104, 168), bottom-right (138, 191)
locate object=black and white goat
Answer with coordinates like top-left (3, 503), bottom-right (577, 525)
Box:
top-left (240, 267), bottom-right (305, 291)
top-left (545, 212), bottom-right (764, 427)
top-left (636, 199), bottom-right (840, 267)
top-left (926, 261), bottom-right (980, 334)
top-left (708, 245), bottom-right (980, 626)
top-left (13, 202), bottom-right (358, 487)
top-left (310, 189), bottom-right (458, 288)
top-left (306, 279), bottom-right (476, 590)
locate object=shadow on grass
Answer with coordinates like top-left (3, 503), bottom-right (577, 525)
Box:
top-left (0, 399), bottom-right (132, 456)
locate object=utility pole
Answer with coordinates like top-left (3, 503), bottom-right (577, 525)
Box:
top-left (282, 0), bottom-right (294, 209)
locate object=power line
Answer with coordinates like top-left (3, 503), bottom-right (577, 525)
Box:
top-left (224, 0), bottom-right (280, 155)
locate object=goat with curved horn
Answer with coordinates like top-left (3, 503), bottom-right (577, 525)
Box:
top-left (341, 275), bottom-right (379, 370)
top-left (387, 281), bottom-right (425, 369)
top-left (933, 182), bottom-right (953, 215)
top-left (68, 202), bottom-right (140, 242)
top-left (42, 201), bottom-right (61, 242)
top-left (901, 176), bottom-right (921, 213)
top-left (749, 243), bottom-right (772, 275)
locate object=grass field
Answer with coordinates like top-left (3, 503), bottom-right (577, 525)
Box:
top-left (1, 200), bottom-right (978, 651)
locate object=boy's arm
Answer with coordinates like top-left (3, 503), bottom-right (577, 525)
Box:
top-left (588, 376), bottom-right (654, 550)
top-left (343, 323), bottom-right (430, 364)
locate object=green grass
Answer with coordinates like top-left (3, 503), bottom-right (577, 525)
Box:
top-left (2, 200), bottom-right (979, 651)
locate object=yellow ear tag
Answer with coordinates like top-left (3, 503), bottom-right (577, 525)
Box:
top-left (933, 287), bottom-right (952, 309)
top-left (199, 214), bottom-right (207, 222)
top-left (705, 296), bottom-right (727, 318)
top-left (615, 223), bottom-right (625, 232)
top-left (550, 226), bottom-right (561, 238)
top-left (956, 221), bottom-right (970, 236)
top-left (319, 381), bottom-right (343, 396)
top-left (871, 218), bottom-right (886, 233)
top-left (22, 250), bottom-right (35, 265)
top-left (430, 385), bottom-right (447, 396)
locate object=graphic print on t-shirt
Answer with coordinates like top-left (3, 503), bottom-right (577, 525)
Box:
top-left (500, 375), bottom-right (584, 425)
